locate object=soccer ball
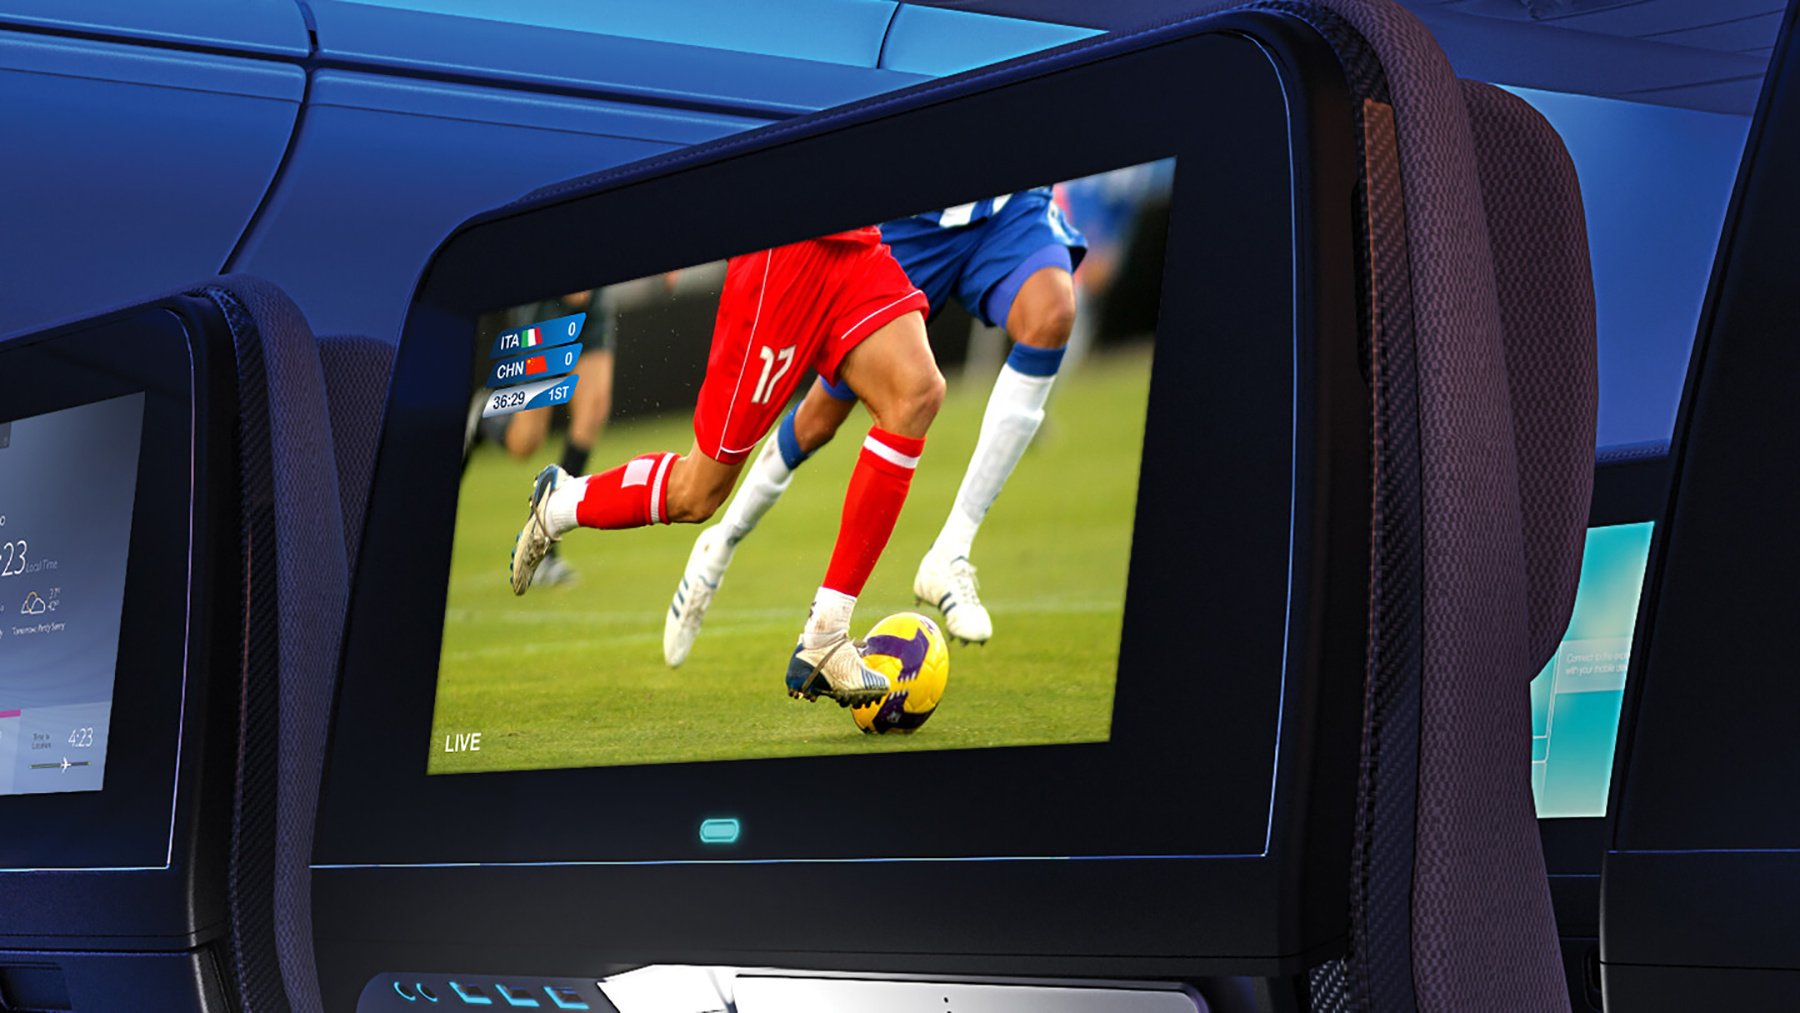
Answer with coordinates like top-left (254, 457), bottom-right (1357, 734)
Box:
top-left (852, 612), bottom-right (950, 734)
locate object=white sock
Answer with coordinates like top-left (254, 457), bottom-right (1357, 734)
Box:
top-left (719, 437), bottom-right (794, 547)
top-left (933, 362), bottom-right (1055, 560)
top-left (802, 586), bottom-right (857, 648)
top-left (545, 476), bottom-right (588, 536)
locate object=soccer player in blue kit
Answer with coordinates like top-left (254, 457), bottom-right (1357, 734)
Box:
top-left (663, 187), bottom-right (1086, 664)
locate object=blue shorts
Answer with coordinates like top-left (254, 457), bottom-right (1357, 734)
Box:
top-left (883, 189), bottom-right (1087, 329)
top-left (820, 191), bottom-right (1086, 401)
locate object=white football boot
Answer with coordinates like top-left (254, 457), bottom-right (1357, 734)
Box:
top-left (785, 634), bottom-right (891, 707)
top-left (509, 464), bottom-right (569, 595)
top-left (913, 551), bottom-right (994, 645)
top-left (663, 524), bottom-right (735, 668)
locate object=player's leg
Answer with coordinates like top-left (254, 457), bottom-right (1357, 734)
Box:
top-left (508, 443), bottom-right (741, 595)
top-left (669, 231), bottom-right (926, 687)
top-left (664, 378), bottom-right (856, 667)
top-left (918, 241), bottom-right (1079, 643)
top-left (494, 405), bottom-right (566, 588)
top-left (787, 308), bottom-right (943, 705)
top-left (792, 378), bottom-right (857, 450)
top-left (501, 405), bottom-right (552, 459)
top-left (704, 379), bottom-right (853, 555)
top-left (559, 349), bottom-right (613, 477)
top-left (715, 378), bottom-right (854, 547)
top-left (532, 350), bottom-right (617, 587)
top-left (510, 248), bottom-right (765, 598)
top-left (685, 223), bottom-right (936, 572)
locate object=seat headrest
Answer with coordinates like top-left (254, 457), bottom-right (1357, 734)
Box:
top-left (1460, 80), bottom-right (1598, 671)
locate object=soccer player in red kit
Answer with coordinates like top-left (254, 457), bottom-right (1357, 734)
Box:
top-left (508, 227), bottom-right (940, 707)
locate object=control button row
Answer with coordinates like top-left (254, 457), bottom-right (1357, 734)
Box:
top-left (391, 980), bottom-right (585, 1009)
top-left (392, 981), bottom-right (439, 1003)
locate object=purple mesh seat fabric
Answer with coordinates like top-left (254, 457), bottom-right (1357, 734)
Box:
top-left (190, 276), bottom-right (346, 1013)
top-left (1288, 4), bottom-right (1585, 1009)
top-left (1302, 3), bottom-right (1594, 1007)
top-left (1190, 3), bottom-right (1589, 1010)
top-left (315, 334), bottom-right (397, 575)
top-left (1388, 77), bottom-right (1594, 1011)
top-left (1459, 81), bottom-right (1597, 670)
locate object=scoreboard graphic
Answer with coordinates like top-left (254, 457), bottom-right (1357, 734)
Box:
top-left (481, 313), bottom-right (585, 419)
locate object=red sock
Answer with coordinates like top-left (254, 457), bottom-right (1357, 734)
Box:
top-left (823, 428), bottom-right (926, 596)
top-left (575, 452), bottom-right (677, 529)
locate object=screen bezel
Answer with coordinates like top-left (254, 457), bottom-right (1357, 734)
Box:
top-left (440, 153), bottom-right (1287, 856)
top-left (316, 13), bottom-right (1368, 973)
top-left (0, 308), bottom-right (201, 871)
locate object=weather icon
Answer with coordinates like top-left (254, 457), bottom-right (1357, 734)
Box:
top-left (21, 592), bottom-right (47, 616)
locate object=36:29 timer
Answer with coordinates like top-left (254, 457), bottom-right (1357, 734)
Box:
top-left (488, 389), bottom-right (529, 412)
top-left (488, 382), bottom-right (571, 414)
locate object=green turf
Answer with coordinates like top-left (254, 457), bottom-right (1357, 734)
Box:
top-left (428, 345), bottom-right (1152, 773)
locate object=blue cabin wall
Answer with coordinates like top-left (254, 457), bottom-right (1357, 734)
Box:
top-left (0, 30), bottom-right (304, 334)
top-left (0, 0), bottom-right (310, 56)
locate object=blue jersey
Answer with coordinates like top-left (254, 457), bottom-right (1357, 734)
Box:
top-left (907, 186), bottom-right (1055, 230)
top-left (819, 190), bottom-right (1088, 401)
top-left (880, 187), bottom-right (1085, 328)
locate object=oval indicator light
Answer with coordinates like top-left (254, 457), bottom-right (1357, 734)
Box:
top-left (698, 818), bottom-right (740, 844)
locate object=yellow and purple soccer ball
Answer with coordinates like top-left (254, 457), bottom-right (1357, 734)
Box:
top-left (851, 612), bottom-right (950, 734)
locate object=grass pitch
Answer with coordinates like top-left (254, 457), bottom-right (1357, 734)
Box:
top-left (428, 346), bottom-right (1151, 774)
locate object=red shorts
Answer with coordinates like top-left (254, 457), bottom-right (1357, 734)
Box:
top-left (692, 227), bottom-right (928, 464)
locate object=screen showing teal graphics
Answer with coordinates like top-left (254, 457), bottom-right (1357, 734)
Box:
top-left (1531, 521), bottom-right (1654, 819)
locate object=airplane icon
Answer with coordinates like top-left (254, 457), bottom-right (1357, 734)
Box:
top-left (60, 758), bottom-right (70, 771)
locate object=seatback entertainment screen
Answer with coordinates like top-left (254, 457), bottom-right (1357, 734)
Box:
top-left (1531, 520), bottom-right (1654, 818)
top-left (428, 161), bottom-right (1172, 775)
top-left (314, 24), bottom-right (1377, 984)
top-left (0, 394), bottom-right (143, 796)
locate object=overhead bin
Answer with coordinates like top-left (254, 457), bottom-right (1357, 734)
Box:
top-left (0, 31), bottom-right (301, 335)
top-left (879, 4), bottom-right (1101, 76)
top-left (311, 0), bottom-right (900, 67)
top-left (0, 0), bottom-right (308, 57)
top-left (305, 0), bottom-right (933, 117)
top-left (228, 71), bottom-right (767, 343)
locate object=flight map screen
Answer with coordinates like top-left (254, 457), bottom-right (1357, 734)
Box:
top-left (429, 160), bottom-right (1174, 774)
top-left (0, 393), bottom-right (144, 796)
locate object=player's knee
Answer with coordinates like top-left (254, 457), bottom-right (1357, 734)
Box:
top-left (1015, 290), bottom-right (1076, 349)
top-left (894, 368), bottom-right (945, 434)
top-left (664, 459), bottom-right (732, 524)
top-left (665, 483), bottom-right (726, 524)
